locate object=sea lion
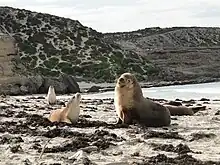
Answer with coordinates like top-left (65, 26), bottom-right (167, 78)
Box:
top-left (48, 92), bottom-right (81, 124)
top-left (46, 85), bottom-right (56, 105)
top-left (114, 73), bottom-right (171, 127)
top-left (164, 104), bottom-right (206, 116)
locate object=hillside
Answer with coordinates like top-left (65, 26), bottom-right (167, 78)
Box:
top-left (0, 6), bottom-right (159, 83)
top-left (104, 27), bottom-right (220, 81)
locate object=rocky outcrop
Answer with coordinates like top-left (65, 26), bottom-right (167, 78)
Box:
top-left (0, 74), bottom-right (80, 95)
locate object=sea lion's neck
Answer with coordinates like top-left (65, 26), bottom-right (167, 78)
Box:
top-left (116, 87), bottom-right (134, 109)
top-left (133, 84), bottom-right (144, 101)
top-left (48, 89), bottom-right (55, 95)
top-left (66, 102), bottom-right (75, 114)
top-left (66, 101), bottom-right (80, 122)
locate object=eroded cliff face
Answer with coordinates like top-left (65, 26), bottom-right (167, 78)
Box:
top-left (0, 34), bottom-right (16, 77)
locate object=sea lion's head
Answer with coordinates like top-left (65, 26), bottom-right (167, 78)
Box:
top-left (75, 92), bottom-right (81, 104)
top-left (48, 85), bottom-right (55, 92)
top-left (116, 73), bottom-right (137, 89)
top-left (66, 92), bottom-right (81, 108)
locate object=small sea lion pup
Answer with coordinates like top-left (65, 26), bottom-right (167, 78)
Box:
top-left (164, 104), bottom-right (206, 116)
top-left (48, 93), bottom-right (81, 124)
top-left (46, 85), bottom-right (56, 105)
top-left (114, 73), bottom-right (171, 127)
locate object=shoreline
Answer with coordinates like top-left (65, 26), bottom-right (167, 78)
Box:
top-left (1, 77), bottom-right (220, 96)
top-left (80, 78), bottom-right (220, 92)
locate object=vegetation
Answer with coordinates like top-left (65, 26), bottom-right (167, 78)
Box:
top-left (0, 6), bottom-right (158, 82)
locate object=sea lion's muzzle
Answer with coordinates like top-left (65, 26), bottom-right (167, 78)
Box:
top-left (118, 77), bottom-right (126, 88)
top-left (119, 77), bottom-right (125, 82)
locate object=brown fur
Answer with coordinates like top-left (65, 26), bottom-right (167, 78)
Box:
top-left (48, 93), bottom-right (81, 124)
top-left (164, 104), bottom-right (206, 116)
top-left (48, 107), bottom-right (72, 123)
top-left (114, 73), bottom-right (171, 127)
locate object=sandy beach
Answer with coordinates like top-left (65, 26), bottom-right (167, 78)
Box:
top-left (1, 93), bottom-right (220, 165)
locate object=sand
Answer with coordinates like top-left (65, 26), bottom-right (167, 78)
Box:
top-left (0, 95), bottom-right (220, 165)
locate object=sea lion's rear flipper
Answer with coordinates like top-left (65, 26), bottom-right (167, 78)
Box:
top-left (191, 106), bottom-right (206, 113)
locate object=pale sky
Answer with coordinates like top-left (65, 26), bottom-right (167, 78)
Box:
top-left (1, 0), bottom-right (220, 32)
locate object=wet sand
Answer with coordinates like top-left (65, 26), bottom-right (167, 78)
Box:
top-left (0, 95), bottom-right (220, 165)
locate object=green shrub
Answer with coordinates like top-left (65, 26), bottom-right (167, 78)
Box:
top-left (75, 33), bottom-right (82, 46)
top-left (18, 41), bottom-right (37, 54)
top-left (43, 57), bottom-right (59, 69)
top-left (27, 16), bottom-right (41, 26)
top-left (16, 11), bottom-right (26, 20)
top-left (39, 53), bottom-right (46, 60)
top-left (58, 34), bottom-right (67, 40)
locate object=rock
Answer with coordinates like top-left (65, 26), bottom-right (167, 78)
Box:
top-left (61, 74), bottom-right (80, 93)
top-left (182, 99), bottom-right (196, 104)
top-left (69, 150), bottom-right (94, 165)
top-left (81, 146), bottom-right (98, 153)
top-left (10, 85), bottom-right (21, 95)
top-left (167, 101), bottom-right (182, 106)
top-left (87, 86), bottom-right (101, 93)
top-left (0, 103), bottom-right (10, 109)
top-left (43, 77), bottom-right (67, 94)
top-left (10, 144), bottom-right (23, 153)
top-left (215, 110), bottom-right (220, 115)
top-left (21, 158), bottom-right (32, 165)
top-left (20, 85), bottom-right (28, 94)
top-left (40, 74), bottom-right (80, 94)
top-left (200, 98), bottom-right (210, 101)
top-left (0, 75), bottom-right (43, 95)
top-left (0, 74), bottom-right (80, 95)
top-left (26, 75), bottom-right (44, 93)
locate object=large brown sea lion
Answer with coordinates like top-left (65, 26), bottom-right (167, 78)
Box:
top-left (48, 93), bottom-right (81, 124)
top-left (114, 73), bottom-right (171, 127)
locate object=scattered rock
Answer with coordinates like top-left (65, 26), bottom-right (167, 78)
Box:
top-left (190, 132), bottom-right (216, 141)
top-left (20, 85), bottom-right (29, 94)
top-left (69, 150), bottom-right (94, 165)
top-left (215, 110), bottom-right (220, 115)
top-left (0, 74), bottom-right (79, 95)
top-left (87, 86), bottom-right (101, 93)
top-left (152, 143), bottom-right (192, 154)
top-left (0, 135), bottom-right (23, 144)
top-left (200, 98), bottom-right (210, 101)
top-left (131, 152), bottom-right (140, 157)
top-left (182, 99), bottom-right (196, 104)
top-left (141, 153), bottom-right (219, 165)
top-left (143, 131), bottom-right (185, 140)
top-left (167, 101), bottom-right (182, 106)
top-left (81, 146), bottom-right (98, 153)
top-left (10, 85), bottom-right (21, 95)
top-left (10, 144), bottom-right (23, 153)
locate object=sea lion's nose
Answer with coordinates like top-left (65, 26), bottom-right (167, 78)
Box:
top-left (119, 78), bottom-right (124, 82)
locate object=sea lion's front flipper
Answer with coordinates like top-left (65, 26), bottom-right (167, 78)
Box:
top-left (116, 117), bottom-right (123, 124)
top-left (61, 117), bottom-right (72, 124)
top-left (122, 110), bottom-right (133, 124)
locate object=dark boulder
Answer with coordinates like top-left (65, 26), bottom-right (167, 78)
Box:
top-left (87, 86), bottom-right (101, 93)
